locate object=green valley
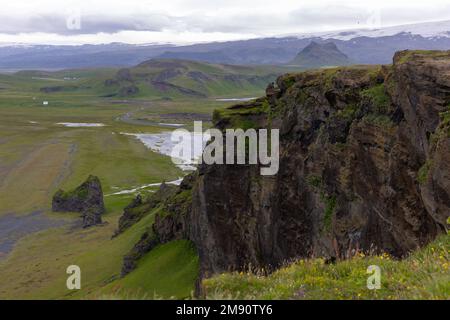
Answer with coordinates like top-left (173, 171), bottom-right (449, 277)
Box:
top-left (0, 58), bottom-right (288, 299)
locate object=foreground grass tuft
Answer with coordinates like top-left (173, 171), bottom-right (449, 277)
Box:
top-left (203, 234), bottom-right (449, 300)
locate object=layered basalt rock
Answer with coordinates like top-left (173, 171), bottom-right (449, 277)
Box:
top-left (122, 50), bottom-right (450, 277)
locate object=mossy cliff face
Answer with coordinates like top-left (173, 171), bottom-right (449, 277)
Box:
top-left (124, 50), bottom-right (450, 278)
top-left (121, 177), bottom-right (194, 276)
top-left (113, 182), bottom-right (179, 237)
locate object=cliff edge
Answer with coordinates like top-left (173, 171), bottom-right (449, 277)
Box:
top-left (122, 50), bottom-right (450, 278)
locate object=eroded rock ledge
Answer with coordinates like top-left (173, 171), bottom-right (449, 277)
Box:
top-left (121, 50), bottom-right (450, 278)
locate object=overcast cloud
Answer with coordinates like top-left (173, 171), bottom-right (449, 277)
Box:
top-left (0, 0), bottom-right (449, 44)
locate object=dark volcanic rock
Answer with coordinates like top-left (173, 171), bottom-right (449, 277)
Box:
top-left (122, 50), bottom-right (450, 279)
top-left (82, 208), bottom-right (103, 227)
top-left (52, 175), bottom-right (105, 228)
top-left (188, 50), bottom-right (449, 274)
top-left (113, 182), bottom-right (178, 237)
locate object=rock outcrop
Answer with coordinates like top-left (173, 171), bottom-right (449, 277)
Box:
top-left (52, 175), bottom-right (105, 227)
top-left (122, 50), bottom-right (450, 279)
top-left (113, 182), bottom-right (178, 237)
top-left (121, 177), bottom-right (193, 276)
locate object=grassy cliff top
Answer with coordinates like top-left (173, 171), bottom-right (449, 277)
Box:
top-left (203, 233), bottom-right (449, 300)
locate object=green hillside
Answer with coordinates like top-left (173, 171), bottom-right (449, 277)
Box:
top-left (97, 240), bottom-right (199, 299)
top-left (101, 59), bottom-right (283, 99)
top-left (0, 59), bottom-right (293, 101)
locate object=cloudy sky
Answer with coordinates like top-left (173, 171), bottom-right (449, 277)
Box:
top-left (1, 0), bottom-right (449, 45)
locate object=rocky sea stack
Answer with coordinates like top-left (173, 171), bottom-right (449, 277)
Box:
top-left (52, 175), bottom-right (105, 228)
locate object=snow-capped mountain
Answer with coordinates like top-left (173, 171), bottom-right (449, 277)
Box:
top-left (296, 20), bottom-right (450, 41)
top-left (0, 20), bottom-right (449, 70)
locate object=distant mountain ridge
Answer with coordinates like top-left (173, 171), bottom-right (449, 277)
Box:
top-left (288, 42), bottom-right (352, 68)
top-left (0, 20), bottom-right (450, 69)
top-left (101, 59), bottom-right (282, 98)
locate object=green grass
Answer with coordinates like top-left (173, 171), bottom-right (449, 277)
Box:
top-left (204, 234), bottom-right (449, 300)
top-left (0, 72), bottom-right (222, 298)
top-left (96, 240), bottom-right (199, 299)
top-left (212, 98), bottom-right (270, 130)
top-left (396, 50), bottom-right (449, 64)
top-left (0, 61), bottom-right (290, 300)
top-left (0, 196), bottom-right (199, 300)
top-left (0, 106), bottom-right (184, 216)
top-left (0, 206), bottom-right (153, 299)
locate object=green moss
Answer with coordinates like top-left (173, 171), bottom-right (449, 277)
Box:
top-left (212, 99), bottom-right (271, 130)
top-left (58, 184), bottom-right (88, 200)
top-left (333, 142), bottom-right (347, 151)
top-left (431, 105), bottom-right (450, 144)
top-left (366, 66), bottom-right (383, 82)
top-left (321, 194), bottom-right (337, 231)
top-left (417, 160), bottom-right (432, 185)
top-left (385, 74), bottom-right (396, 93)
top-left (56, 175), bottom-right (102, 201)
top-left (157, 189), bottom-right (192, 219)
top-left (175, 189), bottom-right (192, 202)
top-left (306, 175), bottom-right (322, 188)
top-left (261, 99), bottom-right (270, 113)
top-left (363, 114), bottom-right (393, 127)
top-left (362, 84), bottom-right (390, 114)
top-left (396, 50), bottom-right (445, 64)
top-left (280, 74), bottom-right (296, 90)
top-left (322, 68), bottom-right (340, 90)
top-left (234, 118), bottom-right (258, 130)
top-left (337, 103), bottom-right (358, 120)
top-left (397, 51), bottom-right (415, 64)
top-left (440, 105), bottom-right (450, 128)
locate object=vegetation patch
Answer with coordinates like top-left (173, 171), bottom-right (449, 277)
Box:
top-left (396, 50), bottom-right (447, 64)
top-left (213, 99), bottom-right (270, 130)
top-left (417, 160), bottom-right (432, 185)
top-left (278, 74), bottom-right (297, 91)
top-left (203, 234), bottom-right (450, 300)
top-left (98, 240), bottom-right (199, 299)
top-left (321, 193), bottom-right (337, 231)
top-left (361, 84), bottom-right (390, 114)
top-left (336, 103), bottom-right (359, 121)
top-left (363, 114), bottom-right (394, 128)
top-left (306, 175), bottom-right (322, 188)
top-left (440, 106), bottom-right (450, 137)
